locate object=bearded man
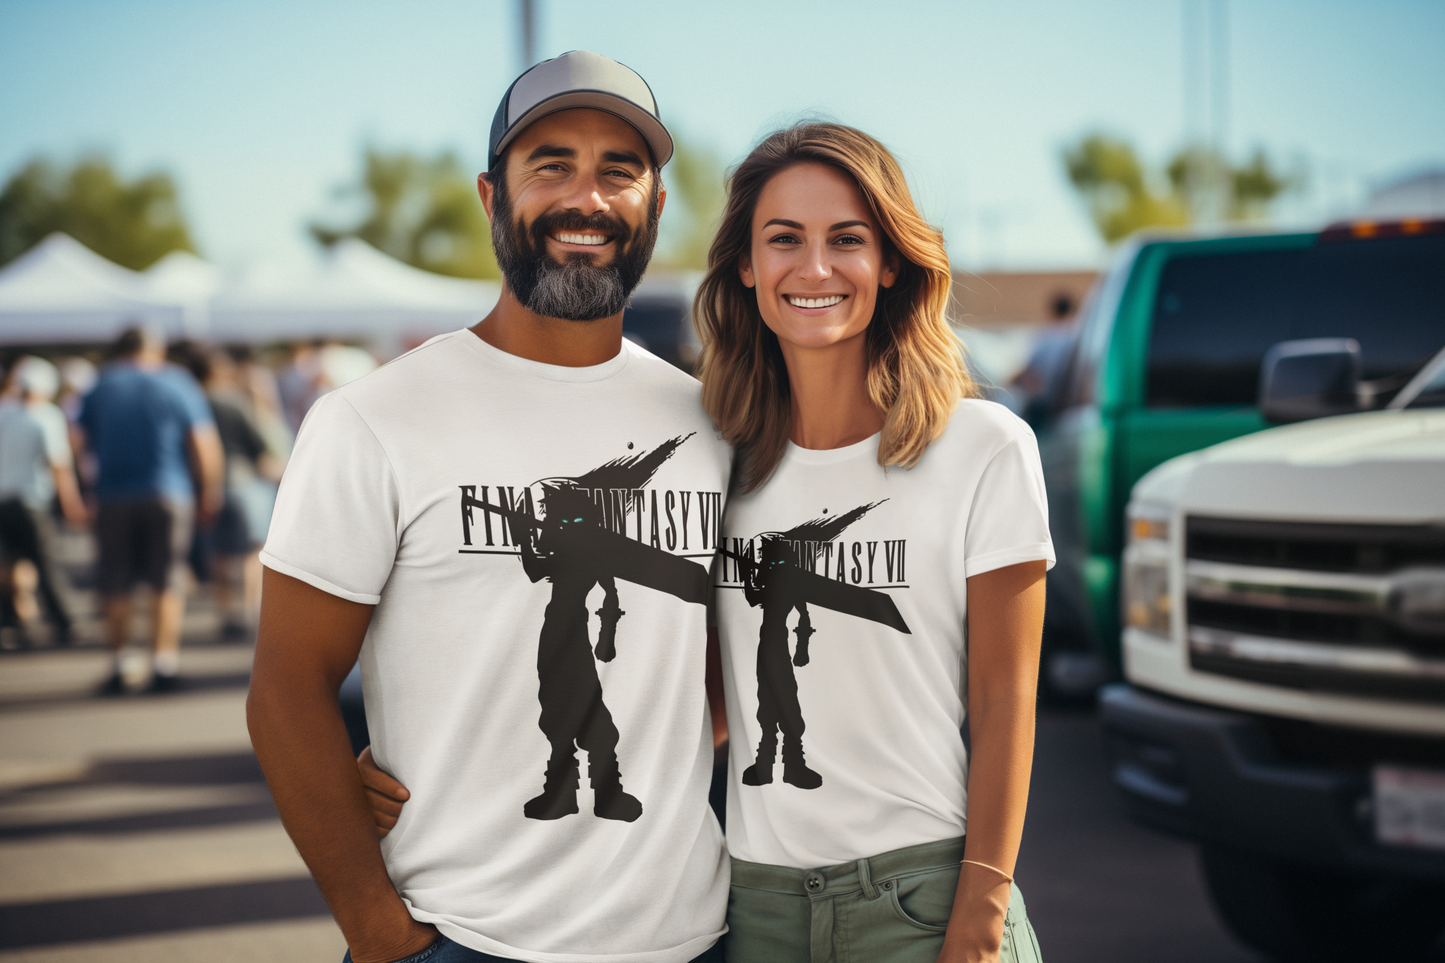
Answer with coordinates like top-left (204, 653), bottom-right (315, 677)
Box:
top-left (248, 52), bottom-right (731, 963)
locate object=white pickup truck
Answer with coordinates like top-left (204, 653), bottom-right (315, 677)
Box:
top-left (1101, 346), bottom-right (1445, 963)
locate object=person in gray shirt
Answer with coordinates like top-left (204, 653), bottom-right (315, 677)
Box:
top-left (0, 356), bottom-right (87, 646)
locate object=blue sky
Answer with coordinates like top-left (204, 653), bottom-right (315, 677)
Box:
top-left (2, 0), bottom-right (1442, 270)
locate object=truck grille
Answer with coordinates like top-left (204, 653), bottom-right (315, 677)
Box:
top-left (1184, 516), bottom-right (1445, 702)
top-left (1187, 518), bottom-right (1445, 573)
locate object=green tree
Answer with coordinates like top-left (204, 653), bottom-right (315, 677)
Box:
top-left (1227, 148), bottom-right (1293, 219)
top-left (656, 137), bottom-right (726, 270)
top-left (1166, 145), bottom-right (1293, 222)
top-left (1063, 134), bottom-right (1189, 244)
top-left (310, 148), bottom-right (499, 279)
top-left (1065, 133), bottom-right (1296, 244)
top-left (0, 156), bottom-right (197, 269)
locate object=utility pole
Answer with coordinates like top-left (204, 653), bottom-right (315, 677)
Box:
top-left (1210, 0), bottom-right (1229, 161)
top-left (519, 0), bottom-right (536, 74)
top-left (1181, 0), bottom-right (1230, 223)
top-left (1182, 0), bottom-right (1204, 148)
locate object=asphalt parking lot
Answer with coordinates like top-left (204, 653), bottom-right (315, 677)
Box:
top-left (1018, 706), bottom-right (1259, 963)
top-left (0, 636), bottom-right (343, 962)
top-left (0, 633), bottom-right (1272, 963)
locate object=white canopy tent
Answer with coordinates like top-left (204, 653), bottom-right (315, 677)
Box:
top-left (141, 250), bottom-right (220, 332)
top-left (0, 235), bottom-right (500, 352)
top-left (209, 238), bottom-right (500, 348)
top-left (0, 233), bottom-right (187, 343)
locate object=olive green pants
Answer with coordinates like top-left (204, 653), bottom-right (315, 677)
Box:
top-left (724, 837), bottom-right (1042, 963)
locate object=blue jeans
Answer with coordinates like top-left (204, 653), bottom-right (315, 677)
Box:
top-left (345, 933), bottom-right (725, 963)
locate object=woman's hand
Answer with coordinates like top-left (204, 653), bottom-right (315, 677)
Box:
top-left (357, 746), bottom-right (410, 838)
top-left (934, 861), bottom-right (1013, 963)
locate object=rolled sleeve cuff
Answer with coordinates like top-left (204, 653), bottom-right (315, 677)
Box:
top-left (259, 551), bottom-right (383, 605)
top-left (962, 543), bottom-right (1056, 579)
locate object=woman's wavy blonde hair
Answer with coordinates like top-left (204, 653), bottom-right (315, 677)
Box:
top-left (694, 122), bottom-right (975, 492)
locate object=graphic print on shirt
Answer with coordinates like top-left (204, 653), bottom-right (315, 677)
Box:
top-left (719, 502), bottom-right (911, 790)
top-left (456, 433), bottom-right (722, 822)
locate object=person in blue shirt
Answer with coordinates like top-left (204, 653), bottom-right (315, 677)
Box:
top-left (78, 324), bottom-right (224, 694)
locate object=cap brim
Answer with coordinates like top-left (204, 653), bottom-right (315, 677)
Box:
top-left (491, 90), bottom-right (674, 170)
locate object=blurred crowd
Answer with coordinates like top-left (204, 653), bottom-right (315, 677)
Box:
top-left (0, 325), bottom-right (378, 692)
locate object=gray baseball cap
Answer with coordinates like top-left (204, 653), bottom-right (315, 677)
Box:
top-left (488, 50), bottom-right (673, 172)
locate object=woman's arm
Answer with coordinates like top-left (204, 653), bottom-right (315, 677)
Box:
top-left (707, 626), bottom-right (728, 750)
top-left (939, 559), bottom-right (1046, 963)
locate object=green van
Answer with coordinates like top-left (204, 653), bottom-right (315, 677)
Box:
top-left (1036, 220), bottom-right (1444, 692)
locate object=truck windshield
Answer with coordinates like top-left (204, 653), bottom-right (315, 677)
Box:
top-left (1145, 233), bottom-right (1445, 407)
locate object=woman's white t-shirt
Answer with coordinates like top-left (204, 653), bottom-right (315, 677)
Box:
top-left (715, 400), bottom-right (1054, 869)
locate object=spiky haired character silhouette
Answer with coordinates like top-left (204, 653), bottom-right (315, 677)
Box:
top-left (731, 502), bottom-right (911, 790)
top-left (499, 434), bottom-right (705, 822)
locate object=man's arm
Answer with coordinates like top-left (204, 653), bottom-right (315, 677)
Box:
top-left (247, 567), bottom-right (437, 963)
top-left (939, 559), bottom-right (1046, 963)
top-left (43, 420), bottom-right (86, 527)
top-left (50, 461), bottom-right (87, 527)
top-left (187, 423), bottom-right (225, 526)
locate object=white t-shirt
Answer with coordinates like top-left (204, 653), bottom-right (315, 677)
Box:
top-left (715, 400), bottom-right (1054, 869)
top-left (262, 330), bottom-right (731, 963)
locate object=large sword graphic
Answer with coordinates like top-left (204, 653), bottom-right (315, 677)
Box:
top-left (720, 547), bottom-right (911, 635)
top-left (473, 498), bottom-right (709, 605)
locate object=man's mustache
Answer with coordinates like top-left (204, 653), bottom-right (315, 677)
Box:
top-left (525, 210), bottom-right (634, 252)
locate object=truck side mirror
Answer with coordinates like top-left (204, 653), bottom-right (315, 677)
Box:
top-left (1258, 338), bottom-right (1362, 424)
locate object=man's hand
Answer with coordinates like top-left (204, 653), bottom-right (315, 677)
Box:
top-left (358, 746), bottom-right (411, 839)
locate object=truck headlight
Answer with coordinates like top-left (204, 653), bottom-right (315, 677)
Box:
top-left (1124, 503), bottom-right (1173, 638)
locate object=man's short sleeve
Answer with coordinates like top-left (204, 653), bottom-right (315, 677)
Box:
top-left (260, 392), bottom-right (401, 605)
top-left (961, 431), bottom-right (1056, 579)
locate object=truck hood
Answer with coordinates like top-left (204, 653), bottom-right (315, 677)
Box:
top-left (1133, 409), bottom-right (1445, 524)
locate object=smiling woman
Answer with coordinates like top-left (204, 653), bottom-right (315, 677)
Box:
top-left (692, 124), bottom-right (1051, 963)
top-left (694, 124), bottom-right (971, 493)
top-left (740, 163), bottom-right (899, 361)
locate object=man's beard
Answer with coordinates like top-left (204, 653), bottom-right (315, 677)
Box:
top-left (489, 172), bottom-right (660, 322)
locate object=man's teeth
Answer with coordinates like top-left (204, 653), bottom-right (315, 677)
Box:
top-left (554, 232), bottom-right (608, 246)
top-left (787, 295), bottom-right (845, 309)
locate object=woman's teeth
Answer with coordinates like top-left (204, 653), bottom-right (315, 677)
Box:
top-left (554, 233), bottom-right (608, 245)
top-left (787, 295), bottom-right (845, 309)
